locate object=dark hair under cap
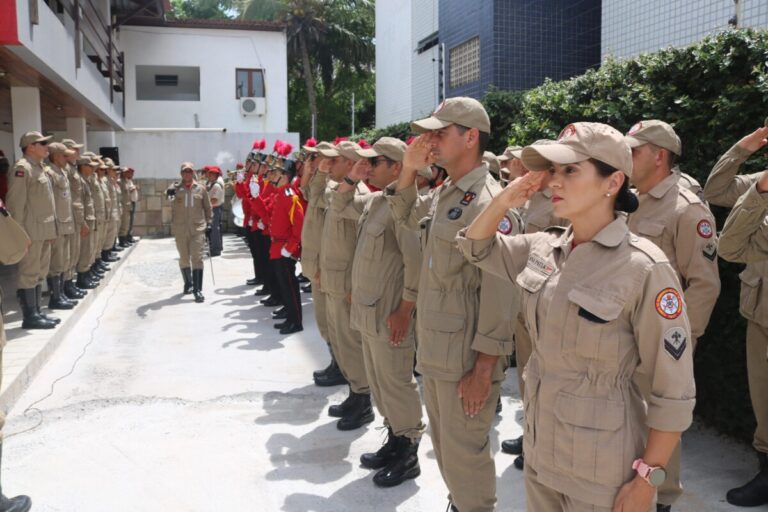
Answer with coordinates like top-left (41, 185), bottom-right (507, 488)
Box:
top-left (590, 158), bottom-right (639, 214)
top-left (281, 159), bottom-right (297, 181)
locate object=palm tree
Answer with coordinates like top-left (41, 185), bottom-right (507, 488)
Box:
top-left (240, 0), bottom-right (373, 137)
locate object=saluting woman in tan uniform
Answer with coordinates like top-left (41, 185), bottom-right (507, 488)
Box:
top-left (456, 122), bottom-right (696, 512)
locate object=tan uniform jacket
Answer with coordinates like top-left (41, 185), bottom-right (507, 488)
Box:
top-left (704, 144), bottom-right (768, 328)
top-left (67, 164), bottom-right (87, 229)
top-left (5, 157), bottom-right (57, 241)
top-left (315, 174), bottom-right (370, 297)
top-left (676, 168), bottom-right (705, 201)
top-left (456, 219), bottom-right (696, 508)
top-left (81, 174), bottom-right (96, 222)
top-left (333, 187), bottom-right (421, 337)
top-left (523, 188), bottom-right (569, 234)
top-left (107, 177), bottom-right (121, 221)
top-left (386, 165), bottom-right (521, 381)
top-left (118, 178), bottom-right (132, 210)
top-left (300, 171), bottom-right (328, 279)
top-left (170, 182), bottom-right (212, 236)
top-left (89, 175), bottom-right (106, 223)
top-left (627, 173), bottom-right (720, 340)
top-left (47, 163), bottom-right (75, 236)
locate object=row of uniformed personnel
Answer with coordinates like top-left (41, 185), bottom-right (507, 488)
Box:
top-left (281, 97), bottom-right (767, 511)
top-left (3, 132), bottom-right (139, 330)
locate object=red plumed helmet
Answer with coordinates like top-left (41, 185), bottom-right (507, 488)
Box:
top-left (252, 138), bottom-right (266, 150)
top-left (333, 136), bottom-right (348, 145)
top-left (304, 137), bottom-right (317, 147)
top-left (358, 138), bottom-right (371, 149)
top-left (273, 140), bottom-right (285, 153)
top-left (279, 143), bottom-right (294, 157)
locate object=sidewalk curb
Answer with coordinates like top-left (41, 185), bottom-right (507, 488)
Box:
top-left (0, 243), bottom-right (138, 411)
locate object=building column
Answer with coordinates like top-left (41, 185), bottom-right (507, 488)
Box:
top-left (65, 117), bottom-right (88, 148)
top-left (10, 86), bottom-right (42, 161)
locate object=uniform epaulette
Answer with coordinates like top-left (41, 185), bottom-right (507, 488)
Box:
top-left (628, 233), bottom-right (669, 263)
top-left (677, 186), bottom-right (702, 206)
top-left (285, 187), bottom-right (294, 197)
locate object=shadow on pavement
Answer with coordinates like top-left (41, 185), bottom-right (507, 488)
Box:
top-left (135, 294), bottom-right (187, 318)
top-left (281, 475), bottom-right (420, 512)
top-left (256, 384), bottom-right (333, 426)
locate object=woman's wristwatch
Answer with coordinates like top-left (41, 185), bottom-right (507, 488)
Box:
top-left (632, 458), bottom-right (667, 487)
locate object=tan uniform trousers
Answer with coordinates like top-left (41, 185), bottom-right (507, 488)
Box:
top-left (92, 220), bottom-right (107, 262)
top-left (49, 233), bottom-right (73, 275)
top-left (424, 376), bottom-right (501, 512)
top-left (102, 219), bottom-right (118, 251)
top-left (310, 278), bottom-right (330, 344)
top-left (77, 221), bottom-right (96, 273)
top-left (748, 321), bottom-right (768, 455)
top-left (67, 227), bottom-right (82, 279)
top-left (119, 208), bottom-right (131, 237)
top-left (525, 463), bottom-right (654, 512)
top-left (175, 231), bottom-right (205, 270)
top-left (361, 333), bottom-right (423, 439)
top-left (325, 293), bottom-right (369, 394)
top-left (16, 239), bottom-right (52, 289)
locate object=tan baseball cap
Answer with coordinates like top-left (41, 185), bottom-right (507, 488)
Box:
top-left (356, 137), bottom-right (407, 161)
top-left (315, 141), bottom-right (334, 153)
top-left (61, 139), bottom-right (84, 149)
top-left (76, 157), bottom-right (95, 167)
top-left (624, 120), bottom-right (682, 156)
top-left (180, 162), bottom-right (195, 172)
top-left (96, 159), bottom-right (108, 170)
top-left (48, 142), bottom-right (75, 156)
top-left (498, 146), bottom-right (522, 162)
top-left (521, 122), bottom-right (633, 177)
top-left (103, 157), bottom-right (115, 167)
top-left (319, 140), bottom-right (362, 161)
top-left (20, 131), bottom-right (52, 148)
top-left (411, 97), bottom-right (491, 134)
top-left (82, 151), bottom-right (96, 158)
top-left (483, 151), bottom-right (501, 176)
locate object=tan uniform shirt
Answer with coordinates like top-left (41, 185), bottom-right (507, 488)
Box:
top-left (67, 164), bottom-right (87, 229)
top-left (300, 172), bottom-right (328, 279)
top-left (456, 219), bottom-right (696, 508)
top-left (333, 186), bottom-right (421, 336)
top-left (118, 177), bottom-right (132, 211)
top-left (704, 144), bottom-right (768, 328)
top-left (316, 175), bottom-right (370, 297)
top-left (719, 178), bottom-right (768, 262)
top-left (386, 165), bottom-right (521, 381)
top-left (47, 163), bottom-right (75, 236)
top-left (107, 177), bottom-right (121, 221)
top-left (89, 175), bottom-right (106, 222)
top-left (170, 182), bottom-right (212, 236)
top-left (523, 188), bottom-right (569, 234)
top-left (628, 172), bottom-right (720, 340)
top-left (676, 168), bottom-right (705, 201)
top-left (5, 157), bottom-right (57, 241)
top-left (81, 174), bottom-right (96, 222)
top-left (99, 176), bottom-right (111, 222)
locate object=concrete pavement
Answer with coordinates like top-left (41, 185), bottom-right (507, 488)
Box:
top-left (1, 235), bottom-right (762, 511)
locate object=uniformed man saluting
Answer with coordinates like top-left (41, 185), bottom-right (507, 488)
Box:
top-left (167, 162), bottom-right (212, 303)
top-left (385, 98), bottom-right (518, 512)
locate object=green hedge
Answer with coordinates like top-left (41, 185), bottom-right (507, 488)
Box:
top-left (364, 29), bottom-right (768, 443)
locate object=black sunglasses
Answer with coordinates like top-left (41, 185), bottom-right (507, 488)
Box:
top-left (368, 157), bottom-right (388, 167)
top-left (34, 141), bottom-right (49, 146)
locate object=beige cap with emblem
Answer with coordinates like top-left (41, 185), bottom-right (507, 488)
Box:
top-left (318, 140), bottom-right (362, 161)
top-left (483, 151), bottom-right (501, 177)
top-left (356, 137), bottom-right (407, 161)
top-left (48, 142), bottom-right (75, 157)
top-left (411, 97), bottom-right (491, 134)
top-left (521, 122), bottom-right (633, 177)
top-left (61, 138), bottom-right (84, 150)
top-left (498, 146), bottom-right (522, 162)
top-left (180, 162), bottom-right (195, 172)
top-left (624, 120), bottom-right (682, 156)
top-left (19, 131), bottom-right (53, 148)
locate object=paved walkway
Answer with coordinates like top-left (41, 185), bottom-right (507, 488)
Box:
top-left (0, 235), bottom-right (762, 511)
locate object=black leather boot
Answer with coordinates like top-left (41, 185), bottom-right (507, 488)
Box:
top-left (192, 269), bottom-right (204, 303)
top-left (35, 285), bottom-right (59, 324)
top-left (336, 392), bottom-right (374, 431)
top-left (329, 388), bottom-right (355, 418)
top-left (254, 286), bottom-right (271, 297)
top-left (64, 276), bottom-right (85, 299)
top-left (260, 295), bottom-right (281, 307)
top-left (17, 289), bottom-right (55, 330)
top-left (727, 452), bottom-right (768, 507)
top-left (314, 357), bottom-right (348, 387)
top-left (360, 427), bottom-right (398, 469)
top-left (88, 268), bottom-right (103, 282)
top-left (272, 306), bottom-right (288, 319)
top-left (112, 241), bottom-right (125, 252)
top-left (181, 268), bottom-right (193, 295)
top-left (47, 276), bottom-right (75, 310)
top-left (0, 444), bottom-right (31, 512)
top-left (246, 277), bottom-right (262, 286)
top-left (279, 322), bottom-right (303, 335)
top-left (77, 272), bottom-right (98, 289)
top-left (102, 250), bottom-right (119, 262)
top-left (501, 435), bottom-right (523, 455)
top-left (313, 356), bottom-right (336, 380)
top-left (373, 436), bottom-right (421, 487)
top-left (92, 261), bottom-right (107, 274)
top-left (118, 236), bottom-right (131, 248)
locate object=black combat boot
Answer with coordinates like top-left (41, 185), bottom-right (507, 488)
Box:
top-left (373, 436), bottom-right (421, 487)
top-left (77, 272), bottom-right (98, 290)
top-left (102, 250), bottom-right (119, 262)
top-left (192, 269), bottom-right (204, 303)
top-left (271, 306), bottom-right (288, 319)
top-left (336, 392), bottom-right (374, 431)
top-left (112, 240), bottom-right (125, 252)
top-left (47, 276), bottom-right (75, 310)
top-left (314, 357), bottom-right (348, 387)
top-left (17, 289), bottom-right (55, 330)
top-left (63, 276), bottom-right (86, 299)
top-left (329, 387), bottom-right (355, 418)
top-left (501, 435), bottom-right (523, 455)
top-left (0, 444), bottom-right (31, 512)
top-left (360, 427), bottom-right (398, 469)
top-left (279, 322), bottom-right (303, 335)
top-left (181, 268), bottom-right (193, 295)
top-left (35, 285), bottom-right (59, 324)
top-left (726, 452), bottom-right (768, 507)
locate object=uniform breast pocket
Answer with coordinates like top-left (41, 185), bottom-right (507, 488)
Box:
top-left (563, 286), bottom-right (624, 364)
top-left (351, 289), bottom-right (382, 336)
top-left (428, 221), bottom-right (464, 276)
top-left (553, 391), bottom-right (626, 487)
top-left (515, 268), bottom-right (550, 341)
top-left (418, 309), bottom-right (466, 372)
top-left (635, 219), bottom-right (665, 248)
top-left (362, 222), bottom-right (386, 261)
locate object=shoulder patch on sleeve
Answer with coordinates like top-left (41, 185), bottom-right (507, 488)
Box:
top-left (497, 215), bottom-right (513, 234)
top-left (655, 288), bottom-right (683, 319)
top-left (663, 326), bottom-right (688, 361)
top-left (696, 219), bottom-right (714, 239)
top-left (703, 241), bottom-right (717, 261)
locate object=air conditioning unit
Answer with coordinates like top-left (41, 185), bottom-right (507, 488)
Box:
top-left (240, 97), bottom-right (266, 117)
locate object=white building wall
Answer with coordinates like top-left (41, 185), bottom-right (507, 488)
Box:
top-left (11, 0), bottom-right (124, 128)
top-left (602, 0), bottom-right (768, 60)
top-left (411, 0), bottom-right (440, 121)
top-left (375, 0), bottom-right (413, 128)
top-left (0, 132), bottom-right (14, 160)
top-left (119, 26), bottom-right (288, 132)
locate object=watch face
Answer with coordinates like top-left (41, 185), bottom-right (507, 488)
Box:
top-left (649, 467), bottom-right (667, 487)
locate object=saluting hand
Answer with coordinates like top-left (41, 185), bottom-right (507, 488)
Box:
top-left (317, 158), bottom-right (332, 174)
top-left (737, 126), bottom-right (768, 154)
top-left (497, 171), bottom-right (546, 209)
top-left (403, 134), bottom-right (437, 172)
